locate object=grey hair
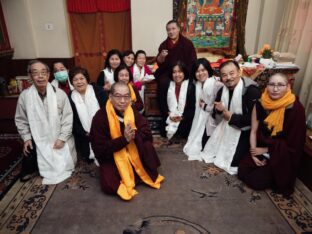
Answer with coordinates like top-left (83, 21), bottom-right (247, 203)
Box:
top-left (27, 60), bottom-right (50, 74)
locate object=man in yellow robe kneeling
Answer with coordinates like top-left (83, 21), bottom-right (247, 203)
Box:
top-left (90, 82), bottom-right (164, 200)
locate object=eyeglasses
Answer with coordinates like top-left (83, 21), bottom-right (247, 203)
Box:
top-left (112, 94), bottom-right (131, 101)
top-left (31, 70), bottom-right (48, 77)
top-left (267, 83), bottom-right (287, 89)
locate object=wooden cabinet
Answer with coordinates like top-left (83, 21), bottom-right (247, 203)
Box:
top-left (0, 96), bottom-right (18, 133)
top-left (144, 81), bottom-right (161, 117)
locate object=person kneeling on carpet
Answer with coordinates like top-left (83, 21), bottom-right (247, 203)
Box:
top-left (90, 82), bottom-right (164, 200)
top-left (15, 60), bottom-right (77, 184)
top-left (238, 73), bottom-right (306, 196)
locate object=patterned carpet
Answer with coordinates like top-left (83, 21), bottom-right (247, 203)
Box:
top-left (0, 138), bottom-right (311, 233)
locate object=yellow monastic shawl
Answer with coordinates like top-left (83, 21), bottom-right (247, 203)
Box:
top-left (128, 83), bottom-right (137, 103)
top-left (260, 89), bottom-right (295, 136)
top-left (106, 100), bottom-right (164, 200)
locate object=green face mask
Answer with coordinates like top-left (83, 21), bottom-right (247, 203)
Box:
top-left (54, 70), bottom-right (69, 83)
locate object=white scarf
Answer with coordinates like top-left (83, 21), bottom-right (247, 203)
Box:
top-left (199, 78), bottom-right (243, 175)
top-left (133, 64), bottom-right (145, 82)
top-left (103, 68), bottom-right (115, 85)
top-left (25, 84), bottom-right (74, 184)
top-left (51, 79), bottom-right (74, 90)
top-left (71, 85), bottom-right (100, 165)
top-left (166, 80), bottom-right (189, 139)
top-left (183, 77), bottom-right (218, 160)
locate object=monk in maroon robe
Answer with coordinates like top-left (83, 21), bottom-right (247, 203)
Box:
top-left (90, 82), bottom-right (163, 200)
top-left (155, 20), bottom-right (197, 136)
top-left (238, 73), bottom-right (306, 196)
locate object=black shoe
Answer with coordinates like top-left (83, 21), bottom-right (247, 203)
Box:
top-left (20, 173), bottom-right (35, 182)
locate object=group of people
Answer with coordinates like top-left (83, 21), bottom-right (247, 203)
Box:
top-left (15, 20), bottom-right (306, 200)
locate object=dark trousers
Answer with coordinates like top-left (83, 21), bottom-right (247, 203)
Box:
top-left (21, 140), bottom-right (39, 177)
top-left (157, 77), bottom-right (170, 137)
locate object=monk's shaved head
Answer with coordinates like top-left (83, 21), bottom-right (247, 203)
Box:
top-left (110, 81), bottom-right (130, 95)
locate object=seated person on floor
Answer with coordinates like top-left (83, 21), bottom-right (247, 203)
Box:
top-left (90, 82), bottom-right (164, 200)
top-left (183, 58), bottom-right (223, 160)
top-left (68, 67), bottom-right (107, 165)
top-left (199, 60), bottom-right (261, 175)
top-left (122, 50), bottom-right (135, 68)
top-left (96, 49), bottom-right (122, 91)
top-left (15, 60), bottom-right (77, 184)
top-left (238, 73), bottom-right (306, 196)
top-left (114, 64), bottom-right (144, 112)
top-left (51, 61), bottom-right (74, 94)
top-left (130, 50), bottom-right (155, 101)
top-left (165, 61), bottom-right (196, 141)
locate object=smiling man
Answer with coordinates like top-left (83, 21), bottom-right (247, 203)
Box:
top-left (15, 60), bottom-right (77, 184)
top-left (199, 60), bottom-right (261, 174)
top-left (155, 20), bottom-right (197, 137)
top-left (90, 82), bottom-right (164, 200)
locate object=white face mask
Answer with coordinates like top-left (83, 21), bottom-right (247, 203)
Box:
top-left (54, 70), bottom-right (69, 83)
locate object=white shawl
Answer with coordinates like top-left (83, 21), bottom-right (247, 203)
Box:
top-left (166, 80), bottom-right (189, 139)
top-left (183, 77), bottom-right (218, 160)
top-left (25, 84), bottom-right (74, 184)
top-left (51, 79), bottom-right (74, 91)
top-left (71, 85), bottom-right (100, 166)
top-left (133, 64), bottom-right (145, 82)
top-left (200, 78), bottom-right (243, 175)
top-left (103, 68), bottom-right (115, 85)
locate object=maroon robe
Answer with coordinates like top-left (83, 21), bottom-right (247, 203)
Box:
top-left (155, 34), bottom-right (197, 136)
top-left (131, 84), bottom-right (144, 112)
top-left (238, 98), bottom-right (306, 195)
top-left (90, 106), bottom-right (161, 195)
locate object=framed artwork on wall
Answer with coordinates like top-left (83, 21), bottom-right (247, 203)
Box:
top-left (174, 0), bottom-right (248, 58)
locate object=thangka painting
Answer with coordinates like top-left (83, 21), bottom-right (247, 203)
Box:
top-left (175, 0), bottom-right (239, 56)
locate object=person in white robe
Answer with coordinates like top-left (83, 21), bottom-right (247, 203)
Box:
top-left (199, 60), bottom-right (260, 175)
top-left (165, 61), bottom-right (195, 141)
top-left (68, 67), bottom-right (107, 166)
top-left (183, 58), bottom-right (223, 160)
top-left (15, 60), bottom-right (77, 184)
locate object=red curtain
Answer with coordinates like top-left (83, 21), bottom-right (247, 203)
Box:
top-left (67, 0), bottom-right (130, 13)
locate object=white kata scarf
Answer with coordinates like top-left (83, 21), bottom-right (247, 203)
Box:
top-left (103, 68), bottom-right (115, 85)
top-left (199, 78), bottom-right (243, 175)
top-left (25, 83), bottom-right (74, 184)
top-left (71, 85), bottom-right (100, 166)
top-left (183, 77), bottom-right (218, 160)
top-left (166, 80), bottom-right (189, 139)
top-left (133, 64), bottom-right (145, 82)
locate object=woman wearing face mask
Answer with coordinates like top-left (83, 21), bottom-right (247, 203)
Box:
top-left (68, 67), bottom-right (107, 165)
top-left (97, 49), bottom-right (122, 91)
top-left (122, 50), bottom-right (135, 68)
top-left (114, 64), bottom-right (144, 112)
top-left (238, 73), bottom-right (306, 196)
top-left (51, 62), bottom-right (73, 94)
top-left (183, 58), bottom-right (223, 160)
top-left (165, 61), bottom-right (195, 142)
top-left (130, 50), bottom-right (155, 102)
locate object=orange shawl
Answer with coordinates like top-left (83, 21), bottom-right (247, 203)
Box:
top-left (260, 89), bottom-right (295, 136)
top-left (106, 100), bottom-right (164, 200)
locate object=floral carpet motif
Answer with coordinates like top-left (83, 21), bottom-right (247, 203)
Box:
top-left (0, 177), bottom-right (56, 234)
top-left (200, 164), bottom-right (312, 233)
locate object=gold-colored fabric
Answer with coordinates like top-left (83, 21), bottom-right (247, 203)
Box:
top-left (128, 84), bottom-right (137, 103)
top-left (261, 89), bottom-right (295, 136)
top-left (106, 100), bottom-right (164, 200)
